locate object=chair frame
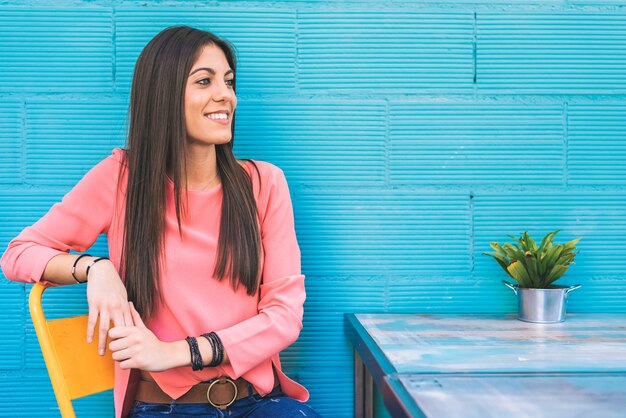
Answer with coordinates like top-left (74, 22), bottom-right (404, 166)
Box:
top-left (29, 282), bottom-right (114, 418)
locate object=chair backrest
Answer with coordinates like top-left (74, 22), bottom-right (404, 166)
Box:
top-left (29, 282), bottom-right (114, 418)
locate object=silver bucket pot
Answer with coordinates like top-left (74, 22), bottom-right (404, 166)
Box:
top-left (503, 281), bottom-right (582, 323)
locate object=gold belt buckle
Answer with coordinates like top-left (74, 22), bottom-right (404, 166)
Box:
top-left (206, 376), bottom-right (238, 410)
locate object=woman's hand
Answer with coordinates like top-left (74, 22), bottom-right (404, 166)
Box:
top-left (86, 259), bottom-right (133, 355)
top-left (108, 302), bottom-right (183, 372)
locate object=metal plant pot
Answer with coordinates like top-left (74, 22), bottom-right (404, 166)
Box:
top-left (503, 281), bottom-right (582, 323)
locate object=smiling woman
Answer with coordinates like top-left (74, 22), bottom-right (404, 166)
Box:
top-left (1, 25), bottom-right (321, 418)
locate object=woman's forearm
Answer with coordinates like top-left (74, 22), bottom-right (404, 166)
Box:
top-left (42, 253), bottom-right (107, 284)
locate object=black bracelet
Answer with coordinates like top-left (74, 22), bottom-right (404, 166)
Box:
top-left (201, 333), bottom-right (217, 367)
top-left (214, 333), bottom-right (224, 366)
top-left (201, 333), bottom-right (218, 367)
top-left (85, 256), bottom-right (110, 278)
top-left (71, 254), bottom-right (92, 283)
top-left (185, 336), bottom-right (196, 370)
top-left (201, 332), bottom-right (223, 367)
top-left (214, 334), bottom-right (224, 365)
top-left (185, 336), bottom-right (204, 371)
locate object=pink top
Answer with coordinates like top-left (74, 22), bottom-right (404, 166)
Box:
top-left (1, 148), bottom-right (309, 417)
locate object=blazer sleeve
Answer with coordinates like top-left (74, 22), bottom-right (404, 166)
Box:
top-left (0, 150), bottom-right (124, 285)
top-left (215, 165), bottom-right (305, 378)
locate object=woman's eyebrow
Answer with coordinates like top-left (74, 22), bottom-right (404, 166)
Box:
top-left (189, 67), bottom-right (234, 76)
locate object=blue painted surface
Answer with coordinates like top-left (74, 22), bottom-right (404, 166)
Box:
top-left (357, 313), bottom-right (626, 374)
top-left (396, 374), bottom-right (626, 418)
top-left (298, 11), bottom-right (474, 91)
top-left (1, 2), bottom-right (626, 418)
top-left (477, 13), bottom-right (626, 93)
top-left (0, 8), bottom-right (113, 92)
top-left (350, 313), bottom-right (626, 417)
top-left (389, 103), bottom-right (564, 184)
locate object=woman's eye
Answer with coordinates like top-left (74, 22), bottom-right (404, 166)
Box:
top-left (226, 79), bottom-right (235, 87)
top-left (197, 78), bottom-right (210, 86)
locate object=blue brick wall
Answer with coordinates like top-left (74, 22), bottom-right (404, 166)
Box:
top-left (1, 1), bottom-right (626, 417)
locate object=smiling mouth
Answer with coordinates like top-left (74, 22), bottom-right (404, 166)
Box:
top-left (204, 112), bottom-right (229, 121)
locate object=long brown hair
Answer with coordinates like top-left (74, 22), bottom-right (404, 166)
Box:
top-left (118, 26), bottom-right (262, 319)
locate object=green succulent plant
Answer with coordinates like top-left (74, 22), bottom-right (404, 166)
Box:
top-left (483, 230), bottom-right (580, 288)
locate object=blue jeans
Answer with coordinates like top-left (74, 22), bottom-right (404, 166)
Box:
top-left (129, 384), bottom-right (323, 417)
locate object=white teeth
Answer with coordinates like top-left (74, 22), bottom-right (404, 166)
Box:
top-left (207, 113), bottom-right (228, 120)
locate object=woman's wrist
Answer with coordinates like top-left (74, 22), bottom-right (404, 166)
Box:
top-left (85, 256), bottom-right (110, 279)
top-left (165, 337), bottom-right (229, 370)
top-left (79, 256), bottom-right (112, 282)
top-left (171, 336), bottom-right (217, 369)
top-left (169, 339), bottom-right (193, 369)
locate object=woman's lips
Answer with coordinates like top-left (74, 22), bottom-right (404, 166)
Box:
top-left (205, 115), bottom-right (230, 125)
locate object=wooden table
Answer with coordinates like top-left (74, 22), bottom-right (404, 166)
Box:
top-left (345, 313), bottom-right (626, 418)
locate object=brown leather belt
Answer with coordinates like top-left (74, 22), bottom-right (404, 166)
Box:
top-left (136, 376), bottom-right (276, 410)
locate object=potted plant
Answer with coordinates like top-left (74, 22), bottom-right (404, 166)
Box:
top-left (484, 230), bottom-right (582, 323)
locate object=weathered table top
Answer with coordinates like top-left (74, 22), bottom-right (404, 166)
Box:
top-left (393, 374), bottom-right (626, 418)
top-left (346, 313), bottom-right (626, 418)
top-left (355, 313), bottom-right (626, 373)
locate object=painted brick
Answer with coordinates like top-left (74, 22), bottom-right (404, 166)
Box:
top-left (298, 11), bottom-right (474, 91)
top-left (568, 104), bottom-right (626, 184)
top-left (283, 280), bottom-right (386, 368)
top-left (294, 191), bottom-right (470, 277)
top-left (0, 282), bottom-right (24, 370)
top-left (234, 101), bottom-right (386, 186)
top-left (25, 99), bottom-right (126, 186)
top-left (477, 13), bottom-right (626, 92)
top-left (389, 102), bottom-right (564, 185)
top-left (0, 8), bottom-right (113, 92)
top-left (293, 369), bottom-right (353, 418)
top-left (0, 191), bottom-right (70, 257)
top-left (387, 278), bottom-right (514, 313)
top-left (0, 101), bottom-right (22, 184)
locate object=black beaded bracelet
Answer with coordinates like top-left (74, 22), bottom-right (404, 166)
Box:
top-left (185, 336), bottom-right (204, 371)
top-left (201, 333), bottom-right (217, 367)
top-left (201, 332), bottom-right (224, 367)
top-left (85, 256), bottom-right (110, 278)
top-left (194, 336), bottom-right (205, 371)
top-left (71, 254), bottom-right (92, 283)
top-left (201, 333), bottom-right (218, 367)
top-left (214, 334), bottom-right (224, 365)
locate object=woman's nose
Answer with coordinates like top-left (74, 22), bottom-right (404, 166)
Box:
top-left (212, 81), bottom-right (233, 102)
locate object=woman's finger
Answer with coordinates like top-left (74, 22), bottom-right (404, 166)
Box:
top-left (111, 347), bottom-right (133, 362)
top-left (122, 305), bottom-right (134, 327)
top-left (97, 311), bottom-right (111, 355)
top-left (129, 302), bottom-right (146, 328)
top-left (108, 325), bottom-right (132, 341)
top-left (119, 358), bottom-right (134, 370)
top-left (111, 310), bottom-right (125, 328)
top-left (108, 336), bottom-right (129, 352)
top-left (86, 306), bottom-right (99, 343)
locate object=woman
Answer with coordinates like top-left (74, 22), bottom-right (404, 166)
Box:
top-left (1, 26), bottom-right (321, 418)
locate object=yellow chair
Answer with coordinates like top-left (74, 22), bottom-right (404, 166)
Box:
top-left (29, 282), bottom-right (114, 418)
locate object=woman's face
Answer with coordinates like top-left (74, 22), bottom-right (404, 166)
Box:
top-left (184, 44), bottom-right (237, 145)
